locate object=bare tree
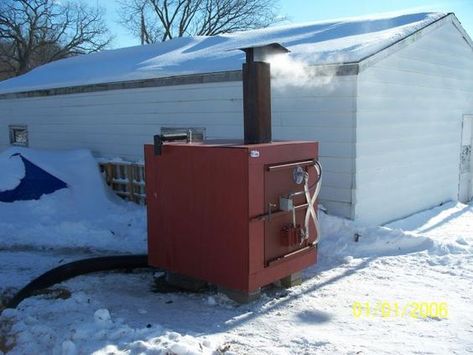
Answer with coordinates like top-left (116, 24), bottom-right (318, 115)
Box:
top-left (0, 0), bottom-right (112, 78)
top-left (118, 0), bottom-right (283, 44)
top-left (118, 0), bottom-right (162, 44)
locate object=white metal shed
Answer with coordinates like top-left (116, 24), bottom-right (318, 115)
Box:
top-left (0, 11), bottom-right (472, 225)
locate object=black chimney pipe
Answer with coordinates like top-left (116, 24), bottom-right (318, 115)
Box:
top-left (240, 43), bottom-right (290, 145)
top-left (242, 61), bottom-right (271, 144)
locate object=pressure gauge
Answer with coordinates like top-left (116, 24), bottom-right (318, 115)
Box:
top-left (293, 166), bottom-right (305, 185)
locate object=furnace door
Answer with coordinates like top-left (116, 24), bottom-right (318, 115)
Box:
top-left (264, 162), bottom-right (317, 265)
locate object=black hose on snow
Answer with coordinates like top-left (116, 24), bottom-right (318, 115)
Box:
top-left (6, 254), bottom-right (149, 309)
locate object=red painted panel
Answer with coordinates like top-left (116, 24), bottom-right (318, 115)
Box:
top-left (146, 141), bottom-right (319, 293)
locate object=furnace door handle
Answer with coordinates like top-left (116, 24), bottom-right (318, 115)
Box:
top-left (252, 203), bottom-right (308, 222)
top-left (268, 203), bottom-right (277, 221)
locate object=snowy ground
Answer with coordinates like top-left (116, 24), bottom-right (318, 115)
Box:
top-left (1, 149), bottom-right (473, 354)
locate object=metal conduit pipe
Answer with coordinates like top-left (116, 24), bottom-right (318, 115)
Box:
top-left (304, 161), bottom-right (322, 245)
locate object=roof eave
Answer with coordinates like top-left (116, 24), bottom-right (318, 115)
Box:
top-left (0, 62), bottom-right (359, 99)
top-left (0, 70), bottom-right (243, 100)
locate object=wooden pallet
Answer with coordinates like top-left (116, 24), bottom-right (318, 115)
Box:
top-left (99, 162), bottom-right (146, 204)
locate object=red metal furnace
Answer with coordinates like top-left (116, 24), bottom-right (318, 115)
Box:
top-left (145, 43), bottom-right (321, 298)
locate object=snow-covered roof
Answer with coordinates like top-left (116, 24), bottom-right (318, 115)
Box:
top-left (0, 11), bottom-right (449, 94)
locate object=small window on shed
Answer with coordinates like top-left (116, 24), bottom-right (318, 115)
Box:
top-left (9, 125), bottom-right (28, 146)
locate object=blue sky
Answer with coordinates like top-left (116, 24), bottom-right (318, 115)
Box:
top-left (89, 0), bottom-right (473, 48)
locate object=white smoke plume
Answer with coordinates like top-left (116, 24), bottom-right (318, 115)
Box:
top-left (267, 53), bottom-right (339, 91)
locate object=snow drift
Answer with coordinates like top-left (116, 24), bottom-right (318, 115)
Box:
top-left (1, 147), bottom-right (472, 354)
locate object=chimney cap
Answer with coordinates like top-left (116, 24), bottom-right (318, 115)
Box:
top-left (239, 42), bottom-right (290, 54)
top-left (239, 42), bottom-right (290, 63)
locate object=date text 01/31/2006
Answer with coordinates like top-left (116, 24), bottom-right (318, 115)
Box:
top-left (352, 301), bottom-right (448, 319)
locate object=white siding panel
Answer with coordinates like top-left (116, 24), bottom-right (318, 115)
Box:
top-left (323, 171), bottom-right (353, 189)
top-left (319, 186), bottom-right (352, 203)
top-left (9, 100), bottom-right (244, 117)
top-left (0, 76), bottom-right (357, 218)
top-left (355, 21), bottom-right (473, 225)
top-left (273, 126), bottom-right (354, 143)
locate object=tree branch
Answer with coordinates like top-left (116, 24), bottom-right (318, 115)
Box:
top-left (117, 0), bottom-right (283, 43)
top-left (0, 0), bottom-right (112, 78)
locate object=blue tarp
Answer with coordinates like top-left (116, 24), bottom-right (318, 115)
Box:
top-left (0, 154), bottom-right (67, 203)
